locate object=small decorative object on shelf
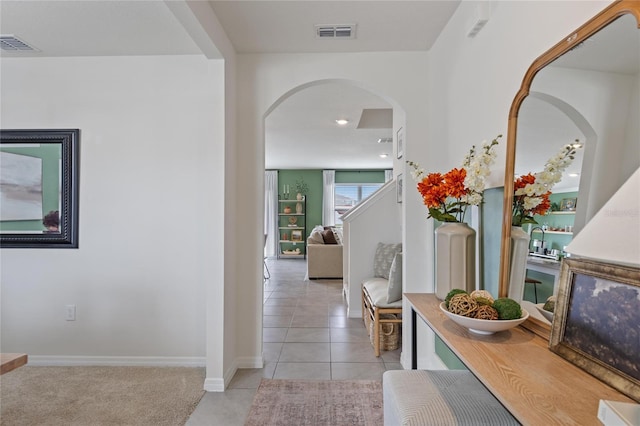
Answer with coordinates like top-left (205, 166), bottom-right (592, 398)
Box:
top-left (294, 178), bottom-right (308, 201)
top-left (283, 205), bottom-right (292, 214)
top-left (560, 197), bottom-right (577, 211)
top-left (283, 248), bottom-right (301, 255)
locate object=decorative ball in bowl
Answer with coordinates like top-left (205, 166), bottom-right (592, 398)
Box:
top-left (439, 302), bottom-right (529, 335)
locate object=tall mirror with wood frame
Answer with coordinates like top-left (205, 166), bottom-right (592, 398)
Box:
top-left (499, 0), bottom-right (640, 338)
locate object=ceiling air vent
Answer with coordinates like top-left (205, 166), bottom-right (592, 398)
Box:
top-left (0, 35), bottom-right (38, 51)
top-left (315, 24), bottom-right (357, 39)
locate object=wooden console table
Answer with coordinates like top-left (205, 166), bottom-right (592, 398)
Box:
top-left (1, 353), bottom-right (27, 375)
top-left (405, 293), bottom-right (635, 425)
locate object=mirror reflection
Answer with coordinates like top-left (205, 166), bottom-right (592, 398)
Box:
top-left (0, 143), bottom-right (62, 234)
top-left (511, 13), bottom-right (639, 314)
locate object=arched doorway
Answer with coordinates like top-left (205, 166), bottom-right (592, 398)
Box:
top-left (259, 79), bottom-right (405, 378)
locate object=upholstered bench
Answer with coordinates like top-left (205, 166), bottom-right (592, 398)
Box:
top-left (362, 278), bottom-right (403, 357)
top-left (362, 243), bottom-right (403, 357)
top-left (382, 370), bottom-right (519, 426)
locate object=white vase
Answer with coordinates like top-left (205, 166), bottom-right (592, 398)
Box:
top-left (296, 202), bottom-right (303, 214)
top-left (296, 193), bottom-right (303, 201)
top-left (508, 226), bottom-right (530, 304)
top-left (435, 222), bottom-right (476, 300)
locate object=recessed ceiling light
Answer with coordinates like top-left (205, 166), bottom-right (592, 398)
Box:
top-left (569, 173), bottom-right (580, 177)
top-left (377, 138), bottom-right (392, 144)
top-left (379, 153), bottom-right (389, 158)
top-left (335, 119), bottom-right (349, 126)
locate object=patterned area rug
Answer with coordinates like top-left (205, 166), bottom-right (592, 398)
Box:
top-left (245, 379), bottom-right (383, 426)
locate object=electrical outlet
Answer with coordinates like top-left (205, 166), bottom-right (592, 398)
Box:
top-left (65, 304), bottom-right (76, 321)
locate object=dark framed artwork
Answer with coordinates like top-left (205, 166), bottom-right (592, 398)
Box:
top-left (550, 257), bottom-right (640, 401)
top-left (0, 129), bottom-right (79, 248)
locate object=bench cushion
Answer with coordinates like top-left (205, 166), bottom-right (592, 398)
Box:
top-left (363, 278), bottom-right (402, 308)
top-left (383, 370), bottom-right (518, 426)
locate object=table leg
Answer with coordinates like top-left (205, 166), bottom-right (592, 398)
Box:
top-left (411, 307), bottom-right (417, 369)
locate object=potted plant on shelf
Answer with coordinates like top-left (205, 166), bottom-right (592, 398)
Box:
top-left (295, 178), bottom-right (309, 201)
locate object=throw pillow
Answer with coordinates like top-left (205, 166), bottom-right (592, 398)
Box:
top-left (322, 228), bottom-right (338, 244)
top-left (373, 242), bottom-right (402, 279)
top-left (387, 253), bottom-right (403, 303)
top-left (309, 230), bottom-right (325, 244)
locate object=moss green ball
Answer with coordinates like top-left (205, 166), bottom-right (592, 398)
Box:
top-left (445, 289), bottom-right (467, 308)
top-left (492, 298), bottom-right (522, 320)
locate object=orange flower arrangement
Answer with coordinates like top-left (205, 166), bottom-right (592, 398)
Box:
top-left (512, 144), bottom-right (578, 226)
top-left (408, 136), bottom-right (501, 223)
top-left (415, 169), bottom-right (468, 222)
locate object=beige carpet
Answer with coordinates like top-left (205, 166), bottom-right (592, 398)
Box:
top-left (245, 379), bottom-right (383, 426)
top-left (0, 366), bottom-right (205, 426)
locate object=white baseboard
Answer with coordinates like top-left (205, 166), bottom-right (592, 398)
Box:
top-left (27, 355), bottom-right (206, 367)
top-left (236, 356), bottom-right (264, 369)
top-left (204, 377), bottom-right (225, 392)
top-left (213, 355), bottom-right (264, 392)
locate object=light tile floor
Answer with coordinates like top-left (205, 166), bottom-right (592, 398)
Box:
top-left (185, 257), bottom-right (402, 425)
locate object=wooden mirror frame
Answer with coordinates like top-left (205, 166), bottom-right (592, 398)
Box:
top-left (0, 129), bottom-right (80, 248)
top-left (498, 0), bottom-right (640, 336)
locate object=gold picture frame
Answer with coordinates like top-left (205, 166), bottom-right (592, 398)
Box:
top-left (291, 230), bottom-right (302, 241)
top-left (550, 257), bottom-right (640, 401)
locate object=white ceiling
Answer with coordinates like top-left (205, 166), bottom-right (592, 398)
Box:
top-left (0, 0), bottom-right (460, 170)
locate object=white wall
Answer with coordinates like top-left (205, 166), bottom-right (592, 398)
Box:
top-left (1, 56), bottom-right (224, 366)
top-left (341, 182), bottom-right (401, 318)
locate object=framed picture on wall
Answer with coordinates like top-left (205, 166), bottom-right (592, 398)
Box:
top-left (560, 197), bottom-right (577, 211)
top-left (396, 127), bottom-right (404, 159)
top-left (550, 257), bottom-right (640, 401)
top-left (397, 174), bottom-right (403, 203)
top-left (291, 230), bottom-right (302, 241)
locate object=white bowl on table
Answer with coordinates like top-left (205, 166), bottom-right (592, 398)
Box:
top-left (535, 303), bottom-right (554, 322)
top-left (439, 302), bottom-right (529, 335)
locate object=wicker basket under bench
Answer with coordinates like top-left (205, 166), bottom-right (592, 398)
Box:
top-left (362, 278), bottom-right (403, 357)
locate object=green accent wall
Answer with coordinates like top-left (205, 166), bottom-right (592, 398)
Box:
top-left (435, 336), bottom-right (468, 370)
top-left (481, 187), bottom-right (504, 298)
top-left (335, 170), bottom-right (385, 184)
top-left (276, 169), bottom-right (385, 240)
top-left (0, 144), bottom-right (61, 232)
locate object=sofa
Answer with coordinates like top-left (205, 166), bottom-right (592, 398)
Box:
top-left (307, 226), bottom-right (343, 279)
